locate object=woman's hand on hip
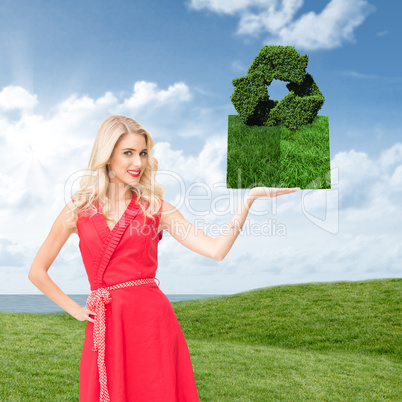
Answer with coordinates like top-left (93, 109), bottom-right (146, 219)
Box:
top-left (72, 306), bottom-right (96, 323)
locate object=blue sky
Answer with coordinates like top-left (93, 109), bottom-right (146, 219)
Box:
top-left (0, 0), bottom-right (400, 294)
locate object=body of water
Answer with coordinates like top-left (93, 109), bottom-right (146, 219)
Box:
top-left (0, 294), bottom-right (222, 313)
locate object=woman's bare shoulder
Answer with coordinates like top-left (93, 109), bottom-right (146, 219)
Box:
top-left (157, 199), bottom-right (174, 232)
top-left (160, 199), bottom-right (176, 215)
top-left (65, 200), bottom-right (78, 235)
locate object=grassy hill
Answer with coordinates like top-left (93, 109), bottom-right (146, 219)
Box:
top-left (1, 278), bottom-right (400, 400)
top-left (175, 278), bottom-right (401, 400)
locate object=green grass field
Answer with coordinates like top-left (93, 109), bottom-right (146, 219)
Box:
top-left (227, 114), bottom-right (331, 190)
top-left (1, 278), bottom-right (400, 401)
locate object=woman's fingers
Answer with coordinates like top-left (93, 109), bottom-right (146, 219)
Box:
top-left (85, 307), bottom-right (96, 322)
top-left (278, 187), bottom-right (300, 196)
top-left (73, 306), bottom-right (97, 322)
top-left (85, 308), bottom-right (96, 323)
top-left (250, 187), bottom-right (300, 199)
top-left (87, 314), bottom-right (95, 323)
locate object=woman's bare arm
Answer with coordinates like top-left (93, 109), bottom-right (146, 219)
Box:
top-left (28, 201), bottom-right (95, 322)
top-left (160, 187), bottom-right (299, 261)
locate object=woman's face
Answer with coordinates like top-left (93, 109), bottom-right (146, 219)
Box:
top-left (108, 132), bottom-right (148, 187)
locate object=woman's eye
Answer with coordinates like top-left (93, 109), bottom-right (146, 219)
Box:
top-left (123, 151), bottom-right (147, 156)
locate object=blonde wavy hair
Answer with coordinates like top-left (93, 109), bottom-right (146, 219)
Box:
top-left (64, 115), bottom-right (165, 229)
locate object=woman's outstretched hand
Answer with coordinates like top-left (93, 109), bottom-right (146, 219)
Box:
top-left (72, 306), bottom-right (96, 323)
top-left (248, 187), bottom-right (300, 200)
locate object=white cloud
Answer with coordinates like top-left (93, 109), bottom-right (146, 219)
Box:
top-left (231, 60), bottom-right (247, 72)
top-left (390, 165), bottom-right (402, 188)
top-left (379, 143), bottom-right (402, 168)
top-left (0, 85), bottom-right (38, 111)
top-left (269, 0), bottom-right (375, 50)
top-left (0, 81), bottom-right (400, 295)
top-left (0, 80), bottom-right (194, 200)
top-left (119, 81), bottom-right (192, 111)
top-left (154, 135), bottom-right (226, 188)
top-left (56, 92), bottom-right (118, 115)
top-left (339, 71), bottom-right (402, 84)
top-left (190, 0), bottom-right (375, 50)
top-left (190, 0), bottom-right (267, 15)
top-left (238, 0), bottom-right (303, 35)
top-left (0, 237), bottom-right (27, 266)
top-left (376, 30), bottom-right (389, 37)
top-left (340, 71), bottom-right (385, 80)
top-left (332, 149), bottom-right (378, 192)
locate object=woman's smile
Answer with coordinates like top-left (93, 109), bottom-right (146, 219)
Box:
top-left (127, 170), bottom-right (141, 177)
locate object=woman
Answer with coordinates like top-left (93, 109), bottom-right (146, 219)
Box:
top-left (28, 115), bottom-right (299, 401)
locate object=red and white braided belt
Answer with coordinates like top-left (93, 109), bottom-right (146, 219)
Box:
top-left (85, 277), bottom-right (160, 402)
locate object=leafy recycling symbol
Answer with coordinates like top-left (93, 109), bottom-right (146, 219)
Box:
top-left (231, 45), bottom-right (325, 130)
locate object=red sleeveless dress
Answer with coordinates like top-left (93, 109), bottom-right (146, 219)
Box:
top-left (74, 193), bottom-right (199, 401)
